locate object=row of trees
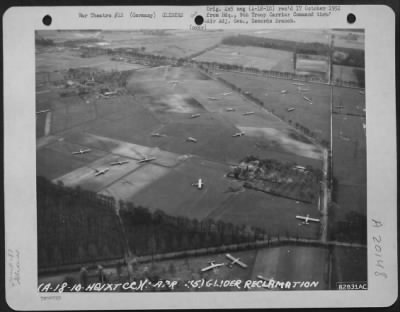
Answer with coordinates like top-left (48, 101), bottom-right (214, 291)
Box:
top-left (37, 177), bottom-right (125, 268)
top-left (37, 177), bottom-right (269, 269)
top-left (119, 202), bottom-right (266, 256)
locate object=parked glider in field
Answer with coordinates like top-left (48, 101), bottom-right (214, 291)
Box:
top-left (225, 253), bottom-right (248, 269)
top-left (190, 114), bottom-right (201, 119)
top-left (287, 108), bottom-right (295, 112)
top-left (222, 92), bottom-right (232, 96)
top-left (101, 91), bottom-right (118, 97)
top-left (303, 96), bottom-right (312, 103)
top-left (232, 132), bottom-right (245, 137)
top-left (226, 107), bottom-right (235, 112)
top-left (151, 132), bottom-right (166, 137)
top-left (243, 111), bottom-right (255, 116)
top-left (192, 178), bottom-right (204, 190)
top-left (201, 261), bottom-right (225, 272)
top-left (137, 157), bottom-right (156, 163)
top-left (359, 91), bottom-right (365, 95)
top-left (36, 109), bottom-right (51, 114)
top-left (208, 97), bottom-right (219, 101)
top-left (292, 82), bottom-right (305, 86)
top-left (94, 168), bottom-right (109, 176)
top-left (110, 160), bottom-right (129, 166)
top-left (296, 214), bottom-right (320, 225)
top-left (281, 90), bottom-right (288, 94)
top-left (72, 148), bottom-right (91, 155)
top-left (298, 87), bottom-right (310, 92)
top-left (186, 137), bottom-right (197, 143)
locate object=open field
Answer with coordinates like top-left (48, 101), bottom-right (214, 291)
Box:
top-left (332, 30), bottom-right (364, 50)
top-left (36, 29), bottom-right (367, 290)
top-left (331, 114), bottom-right (366, 220)
top-left (330, 89), bottom-right (366, 242)
top-left (100, 30), bottom-right (229, 58)
top-left (210, 190), bottom-right (320, 239)
top-left (194, 45), bottom-right (294, 73)
top-left (37, 65), bottom-right (324, 240)
top-left (36, 48), bottom-right (146, 72)
top-left (250, 29), bottom-right (331, 45)
top-left (332, 86), bottom-right (365, 116)
top-left (248, 29), bottom-right (363, 50)
top-left (332, 65), bottom-right (364, 86)
top-left (216, 71), bottom-right (332, 142)
top-left (37, 30), bottom-right (231, 59)
top-left (125, 67), bottom-right (323, 167)
top-left (251, 246), bottom-right (329, 290)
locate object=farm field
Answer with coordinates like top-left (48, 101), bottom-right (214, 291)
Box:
top-left (35, 28), bottom-right (369, 294)
top-left (216, 71), bottom-right (332, 142)
top-left (331, 113), bottom-right (366, 222)
top-left (37, 30), bottom-right (231, 59)
top-left (330, 86), bottom-right (366, 243)
top-left (332, 85), bottom-right (365, 116)
top-left (250, 29), bottom-right (331, 45)
top-left (36, 47), bottom-right (146, 72)
top-left (248, 29), bottom-right (363, 50)
top-left (101, 30), bottom-right (230, 58)
top-left (194, 45), bottom-right (295, 73)
top-left (250, 246), bottom-right (329, 290)
top-left (37, 65), bottom-right (324, 240)
top-left (332, 65), bottom-right (364, 86)
top-left (36, 29), bottom-right (369, 293)
top-left (332, 30), bottom-right (364, 50)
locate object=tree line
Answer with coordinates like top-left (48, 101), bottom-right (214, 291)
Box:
top-left (118, 201), bottom-right (266, 257)
top-left (37, 177), bottom-right (125, 269)
top-left (37, 177), bottom-right (268, 270)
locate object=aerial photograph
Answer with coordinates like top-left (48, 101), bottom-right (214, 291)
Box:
top-left (36, 29), bottom-right (366, 292)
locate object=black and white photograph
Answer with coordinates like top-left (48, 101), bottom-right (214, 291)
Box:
top-left (3, 4), bottom-right (397, 310)
top-left (35, 28), bottom-right (367, 292)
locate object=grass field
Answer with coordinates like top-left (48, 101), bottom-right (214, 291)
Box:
top-left (332, 65), bottom-right (364, 85)
top-left (36, 65), bottom-right (324, 240)
top-left (217, 71), bottom-right (332, 142)
top-left (251, 29), bottom-right (331, 45)
top-left (251, 246), bottom-right (329, 290)
top-left (194, 45), bottom-right (294, 73)
top-left (36, 48), bottom-right (145, 72)
top-left (332, 86), bottom-right (365, 116)
top-left (331, 88), bottom-right (366, 243)
top-left (37, 30), bottom-right (230, 60)
top-left (36, 30), bottom-right (367, 292)
top-left (332, 30), bottom-right (364, 50)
